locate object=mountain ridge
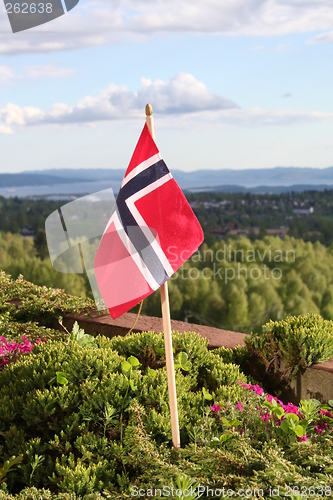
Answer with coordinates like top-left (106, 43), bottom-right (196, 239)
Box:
top-left (1, 166), bottom-right (333, 192)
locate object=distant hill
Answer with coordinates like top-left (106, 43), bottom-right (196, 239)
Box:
top-left (3, 166), bottom-right (333, 194)
top-left (27, 166), bottom-right (333, 187)
top-left (185, 184), bottom-right (333, 194)
top-left (0, 173), bottom-right (91, 188)
top-left (26, 169), bottom-right (124, 182)
top-left (172, 166), bottom-right (333, 190)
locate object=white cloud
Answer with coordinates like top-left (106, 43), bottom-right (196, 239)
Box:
top-left (0, 73), bottom-right (237, 127)
top-left (1, 73), bottom-right (333, 132)
top-left (0, 63), bottom-right (75, 85)
top-left (1, 0), bottom-right (333, 54)
top-left (213, 107), bottom-right (333, 127)
top-left (309, 31), bottom-right (333, 44)
top-left (24, 62), bottom-right (76, 79)
top-left (0, 103), bottom-right (45, 126)
top-left (0, 65), bottom-right (16, 84)
top-left (0, 124), bottom-right (13, 134)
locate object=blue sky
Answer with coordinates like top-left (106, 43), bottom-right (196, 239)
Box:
top-left (0, 0), bottom-right (333, 173)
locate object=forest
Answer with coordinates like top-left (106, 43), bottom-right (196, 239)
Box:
top-left (1, 190), bottom-right (333, 333)
top-left (1, 228), bottom-right (333, 334)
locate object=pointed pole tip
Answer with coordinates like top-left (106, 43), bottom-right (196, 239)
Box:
top-left (145, 103), bottom-right (153, 116)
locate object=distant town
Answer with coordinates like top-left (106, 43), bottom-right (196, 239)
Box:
top-left (187, 189), bottom-right (333, 246)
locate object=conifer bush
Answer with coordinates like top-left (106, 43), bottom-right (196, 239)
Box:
top-left (0, 271), bottom-right (94, 327)
top-left (243, 313), bottom-right (333, 393)
top-left (0, 331), bottom-right (245, 495)
top-left (2, 271), bottom-right (333, 497)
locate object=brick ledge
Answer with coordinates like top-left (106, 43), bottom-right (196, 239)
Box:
top-left (63, 309), bottom-right (248, 350)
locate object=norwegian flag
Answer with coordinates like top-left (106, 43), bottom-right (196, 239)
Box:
top-left (94, 123), bottom-right (204, 319)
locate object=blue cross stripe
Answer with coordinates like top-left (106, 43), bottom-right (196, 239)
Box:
top-left (116, 159), bottom-right (171, 286)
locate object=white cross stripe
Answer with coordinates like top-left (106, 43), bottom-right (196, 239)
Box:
top-left (125, 173), bottom-right (175, 277)
top-left (121, 153), bottom-right (162, 188)
top-left (102, 211), bottom-right (161, 291)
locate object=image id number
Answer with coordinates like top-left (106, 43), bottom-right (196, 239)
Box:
top-left (285, 485), bottom-right (332, 496)
top-left (5, 3), bottom-right (53, 13)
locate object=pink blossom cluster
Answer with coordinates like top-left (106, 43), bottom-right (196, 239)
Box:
top-left (238, 382), bottom-right (264, 396)
top-left (211, 404), bottom-right (221, 413)
top-left (239, 382), bottom-right (301, 417)
top-left (0, 335), bottom-right (46, 370)
top-left (210, 381), bottom-right (333, 442)
top-left (320, 408), bottom-right (333, 418)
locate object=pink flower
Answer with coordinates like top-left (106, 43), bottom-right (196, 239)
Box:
top-left (320, 409), bottom-right (333, 418)
top-left (0, 335), bottom-right (34, 370)
top-left (297, 433), bottom-right (308, 442)
top-left (211, 404), bottom-right (221, 413)
top-left (260, 410), bottom-right (270, 422)
top-left (315, 422), bottom-right (327, 434)
top-left (253, 384), bottom-right (264, 396)
top-left (236, 401), bottom-right (243, 411)
top-left (275, 418), bottom-right (283, 427)
top-left (281, 402), bottom-right (300, 416)
top-left (238, 381), bottom-right (264, 396)
top-left (239, 429), bottom-right (243, 435)
top-left (266, 394), bottom-right (275, 403)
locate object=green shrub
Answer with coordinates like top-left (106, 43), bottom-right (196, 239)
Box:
top-left (0, 331), bottom-right (244, 495)
top-left (2, 328), bottom-right (333, 498)
top-left (0, 271), bottom-right (94, 326)
top-left (243, 314), bottom-right (333, 394)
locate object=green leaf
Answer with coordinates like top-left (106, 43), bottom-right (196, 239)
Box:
top-left (178, 352), bottom-right (188, 364)
top-left (229, 419), bottom-right (241, 427)
top-left (147, 367), bottom-right (157, 377)
top-left (181, 361), bottom-right (192, 372)
top-left (56, 371), bottom-right (68, 385)
top-left (219, 432), bottom-right (232, 443)
top-left (72, 321), bottom-right (80, 336)
top-left (328, 400), bottom-right (333, 408)
top-left (280, 420), bottom-right (290, 434)
top-left (48, 376), bottom-right (56, 386)
top-left (127, 356), bottom-right (140, 367)
top-left (286, 413), bottom-right (299, 424)
top-left (121, 361), bottom-right (131, 373)
top-left (175, 352), bottom-right (192, 371)
top-left (221, 417), bottom-right (229, 426)
top-left (202, 387), bottom-right (213, 400)
top-left (295, 425), bottom-right (304, 437)
top-left (274, 407), bottom-right (285, 419)
top-left (129, 380), bottom-right (136, 391)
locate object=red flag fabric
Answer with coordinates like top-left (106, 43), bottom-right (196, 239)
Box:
top-left (94, 123), bottom-right (204, 319)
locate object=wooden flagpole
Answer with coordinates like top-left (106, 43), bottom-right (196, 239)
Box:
top-left (145, 103), bottom-right (181, 449)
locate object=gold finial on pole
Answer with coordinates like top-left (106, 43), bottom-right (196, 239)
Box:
top-left (145, 103), bottom-right (155, 142)
top-left (145, 103), bottom-right (153, 116)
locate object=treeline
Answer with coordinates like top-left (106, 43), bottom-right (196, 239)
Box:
top-left (1, 231), bottom-right (333, 334)
top-left (0, 196), bottom-right (62, 234)
top-left (189, 189), bottom-right (333, 246)
top-left (3, 190), bottom-right (333, 246)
